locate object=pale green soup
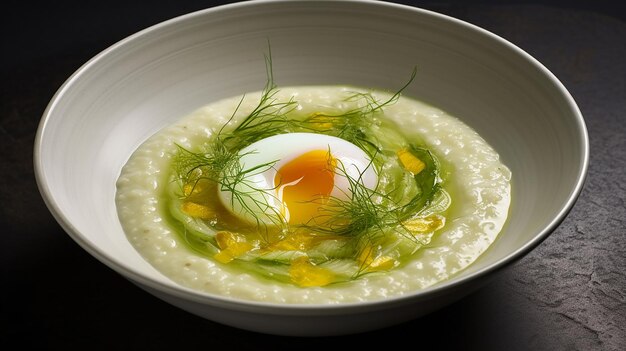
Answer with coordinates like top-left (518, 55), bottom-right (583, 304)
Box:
top-left (116, 86), bottom-right (511, 303)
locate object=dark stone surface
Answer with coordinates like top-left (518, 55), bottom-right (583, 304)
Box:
top-left (1, 1), bottom-right (624, 350)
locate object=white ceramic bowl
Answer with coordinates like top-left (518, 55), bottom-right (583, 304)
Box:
top-left (34, 0), bottom-right (588, 336)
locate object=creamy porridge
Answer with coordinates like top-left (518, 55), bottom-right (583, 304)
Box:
top-left (116, 85), bottom-right (511, 303)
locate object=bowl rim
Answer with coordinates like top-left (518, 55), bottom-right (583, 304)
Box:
top-left (34, 0), bottom-right (589, 314)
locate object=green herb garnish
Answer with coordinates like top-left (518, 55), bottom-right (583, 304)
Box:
top-left (166, 47), bottom-right (450, 287)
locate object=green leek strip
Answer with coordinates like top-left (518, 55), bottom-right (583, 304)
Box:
top-left (166, 180), bottom-right (219, 254)
top-left (398, 145), bottom-right (442, 220)
top-left (162, 50), bottom-right (451, 285)
top-left (239, 258), bottom-right (359, 284)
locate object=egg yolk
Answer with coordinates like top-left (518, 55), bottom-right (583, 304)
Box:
top-left (275, 150), bottom-right (336, 225)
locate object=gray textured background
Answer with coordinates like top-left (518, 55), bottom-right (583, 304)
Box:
top-left (1, 1), bottom-right (624, 350)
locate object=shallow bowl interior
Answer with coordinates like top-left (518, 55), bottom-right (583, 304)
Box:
top-left (35, 0), bottom-right (587, 335)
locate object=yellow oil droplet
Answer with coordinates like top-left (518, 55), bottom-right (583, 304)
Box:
top-left (397, 148), bottom-right (426, 175)
top-left (213, 231), bottom-right (253, 264)
top-left (403, 215), bottom-right (446, 233)
top-left (289, 257), bottom-right (335, 287)
top-left (357, 244), bottom-right (396, 272)
top-left (181, 202), bottom-right (214, 220)
top-left (307, 112), bottom-right (335, 131)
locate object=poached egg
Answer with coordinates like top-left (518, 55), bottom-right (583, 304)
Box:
top-left (218, 133), bottom-right (377, 225)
